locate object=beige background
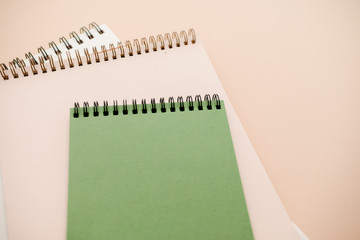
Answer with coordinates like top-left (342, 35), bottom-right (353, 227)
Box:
top-left (0, 0), bottom-right (359, 239)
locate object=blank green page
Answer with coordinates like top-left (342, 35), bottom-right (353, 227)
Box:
top-left (68, 96), bottom-right (253, 240)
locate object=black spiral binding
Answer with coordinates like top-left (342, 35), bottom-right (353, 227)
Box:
top-left (113, 100), bottom-right (119, 115)
top-left (93, 101), bottom-right (99, 116)
top-left (204, 94), bottom-right (212, 110)
top-left (177, 96), bottom-right (185, 111)
top-left (213, 94), bottom-right (221, 109)
top-left (195, 95), bottom-right (203, 110)
top-left (83, 102), bottom-right (90, 117)
top-left (186, 96), bottom-right (194, 111)
top-left (132, 100), bottom-right (138, 114)
top-left (141, 99), bottom-right (147, 114)
top-left (103, 101), bottom-right (109, 116)
top-left (151, 98), bottom-right (157, 113)
top-left (160, 98), bottom-right (166, 112)
top-left (73, 102), bottom-right (80, 118)
top-left (123, 100), bottom-right (128, 115)
top-left (73, 94), bottom-right (222, 118)
top-left (169, 97), bottom-right (175, 112)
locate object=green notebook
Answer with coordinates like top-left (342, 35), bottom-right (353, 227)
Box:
top-left (67, 94), bottom-right (253, 240)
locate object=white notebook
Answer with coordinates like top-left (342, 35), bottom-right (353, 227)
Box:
top-left (0, 28), bottom-right (301, 240)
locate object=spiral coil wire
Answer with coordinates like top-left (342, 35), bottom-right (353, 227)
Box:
top-left (73, 94), bottom-right (221, 118)
top-left (0, 28), bottom-right (196, 80)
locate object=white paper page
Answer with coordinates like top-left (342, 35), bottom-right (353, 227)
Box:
top-left (0, 40), bottom-right (300, 240)
top-left (0, 172), bottom-right (7, 240)
top-left (293, 223), bottom-right (310, 240)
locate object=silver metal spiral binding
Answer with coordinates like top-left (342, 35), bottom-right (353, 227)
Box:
top-left (133, 39), bottom-right (141, 55)
top-left (188, 29), bottom-right (196, 43)
top-left (157, 34), bottom-right (165, 50)
top-left (29, 58), bottom-right (38, 75)
top-left (66, 51), bottom-right (74, 68)
top-left (80, 26), bottom-right (94, 39)
top-left (59, 37), bottom-right (72, 50)
top-left (125, 41), bottom-right (133, 56)
top-left (164, 33), bottom-right (173, 48)
top-left (149, 36), bottom-right (157, 51)
top-left (57, 53), bottom-right (65, 70)
top-left (70, 31), bottom-right (83, 44)
top-left (101, 45), bottom-right (109, 61)
top-left (118, 42), bottom-right (125, 58)
top-left (89, 22), bottom-right (104, 34)
top-left (38, 56), bottom-right (47, 73)
top-left (109, 43), bottom-right (116, 59)
top-left (11, 58), bottom-right (20, 68)
top-left (49, 41), bottom-right (61, 54)
top-left (141, 38), bottom-right (149, 53)
top-left (93, 47), bottom-right (100, 63)
top-left (48, 55), bottom-right (56, 71)
top-left (25, 52), bottom-right (38, 64)
top-left (72, 94), bottom-right (221, 118)
top-left (38, 46), bottom-right (49, 60)
top-left (180, 31), bottom-right (188, 45)
top-left (0, 63), bottom-right (9, 80)
top-left (172, 32), bottom-right (180, 47)
top-left (75, 49), bottom-right (83, 66)
top-left (0, 63), bottom-right (8, 70)
top-left (84, 48), bottom-right (91, 64)
top-left (2, 22), bottom-right (105, 72)
top-left (18, 59), bottom-right (28, 76)
top-left (1, 28), bottom-right (196, 80)
top-left (9, 62), bottom-right (19, 78)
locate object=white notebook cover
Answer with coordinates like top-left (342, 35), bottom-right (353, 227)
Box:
top-left (0, 35), bottom-right (300, 240)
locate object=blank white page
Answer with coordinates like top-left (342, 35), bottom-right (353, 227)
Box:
top-left (0, 37), bottom-right (300, 240)
top-left (0, 172), bottom-right (7, 240)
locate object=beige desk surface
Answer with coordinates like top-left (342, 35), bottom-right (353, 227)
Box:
top-left (1, 0), bottom-right (359, 239)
